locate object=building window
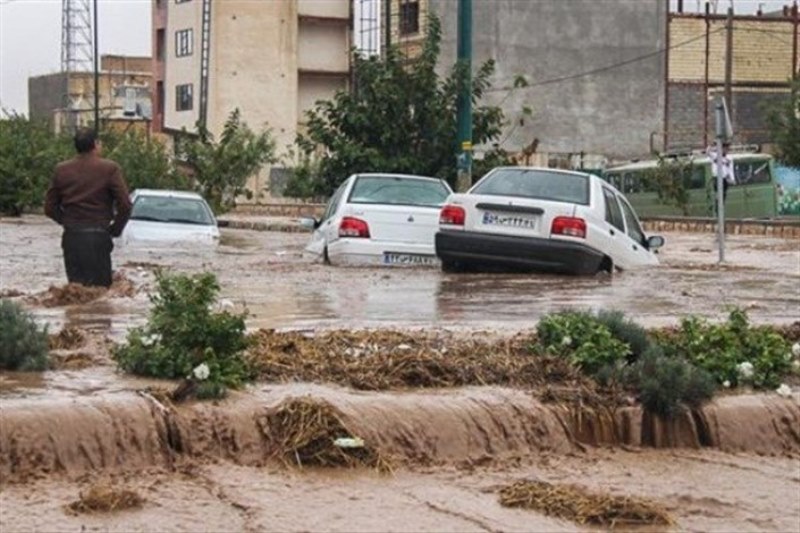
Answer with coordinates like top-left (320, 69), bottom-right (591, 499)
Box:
top-left (176, 83), bottom-right (193, 111)
top-left (399, 1), bottom-right (420, 36)
top-left (175, 29), bottom-right (193, 57)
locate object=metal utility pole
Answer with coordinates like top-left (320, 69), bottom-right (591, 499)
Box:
top-left (455, 0), bottom-right (473, 192)
top-left (714, 96), bottom-right (733, 263)
top-left (724, 7), bottom-right (733, 124)
top-left (93, 0), bottom-right (99, 134)
top-left (60, 0), bottom-right (94, 132)
top-left (384, 0), bottom-right (391, 55)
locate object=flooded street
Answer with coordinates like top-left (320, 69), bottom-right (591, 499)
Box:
top-left (1, 215), bottom-right (799, 532)
top-left (1, 216), bottom-right (798, 334)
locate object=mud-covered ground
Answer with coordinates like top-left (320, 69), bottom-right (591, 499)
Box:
top-left (1, 215), bottom-right (799, 532)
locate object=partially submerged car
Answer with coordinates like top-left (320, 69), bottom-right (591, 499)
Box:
top-left (435, 167), bottom-right (664, 275)
top-left (304, 173), bottom-right (453, 266)
top-left (119, 189), bottom-right (219, 246)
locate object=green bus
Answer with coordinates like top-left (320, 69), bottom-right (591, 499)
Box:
top-left (603, 153), bottom-right (779, 219)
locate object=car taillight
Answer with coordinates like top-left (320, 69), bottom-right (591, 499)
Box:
top-left (551, 216), bottom-right (586, 238)
top-left (440, 205), bottom-right (466, 226)
top-left (339, 216), bottom-right (371, 238)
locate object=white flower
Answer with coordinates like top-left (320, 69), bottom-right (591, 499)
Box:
top-left (737, 361), bottom-right (754, 380)
top-left (561, 336), bottom-right (572, 347)
top-left (776, 384), bottom-right (792, 398)
top-left (142, 333), bottom-right (161, 347)
top-left (793, 360), bottom-right (800, 371)
top-left (192, 363), bottom-right (210, 381)
top-left (219, 299), bottom-right (235, 310)
top-left (792, 342), bottom-right (800, 358)
top-left (722, 380), bottom-right (731, 389)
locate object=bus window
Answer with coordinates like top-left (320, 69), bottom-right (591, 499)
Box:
top-left (734, 161), bottom-right (771, 185)
top-left (684, 166), bottom-right (706, 189)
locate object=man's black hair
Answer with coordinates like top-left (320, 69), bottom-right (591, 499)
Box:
top-left (74, 128), bottom-right (97, 154)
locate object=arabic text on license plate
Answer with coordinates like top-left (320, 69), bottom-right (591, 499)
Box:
top-left (383, 253), bottom-right (436, 265)
top-left (482, 211), bottom-right (537, 229)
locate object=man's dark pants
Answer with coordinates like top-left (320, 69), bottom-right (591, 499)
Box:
top-left (61, 226), bottom-right (114, 287)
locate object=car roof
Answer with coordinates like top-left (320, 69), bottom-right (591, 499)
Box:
top-left (132, 189), bottom-right (206, 200)
top-left (484, 166), bottom-right (598, 180)
top-left (352, 173), bottom-right (442, 181)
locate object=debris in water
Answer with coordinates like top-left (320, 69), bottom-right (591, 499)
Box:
top-left (246, 330), bottom-right (604, 403)
top-left (66, 484), bottom-right (144, 514)
top-left (38, 283), bottom-right (107, 307)
top-left (260, 396), bottom-right (391, 472)
top-left (49, 327), bottom-right (87, 350)
top-left (498, 480), bottom-right (673, 528)
top-left (0, 289), bottom-right (24, 298)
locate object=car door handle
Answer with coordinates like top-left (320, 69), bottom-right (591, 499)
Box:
top-left (632, 244), bottom-right (638, 251)
top-left (609, 228), bottom-right (616, 236)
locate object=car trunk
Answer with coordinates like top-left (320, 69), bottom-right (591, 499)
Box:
top-left (345, 204), bottom-right (441, 245)
top-left (458, 194), bottom-right (577, 239)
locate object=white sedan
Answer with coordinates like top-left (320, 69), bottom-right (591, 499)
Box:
top-left (119, 189), bottom-right (220, 246)
top-left (304, 173), bottom-right (453, 266)
top-left (435, 167), bottom-right (664, 275)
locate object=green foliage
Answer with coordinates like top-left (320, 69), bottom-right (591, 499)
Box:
top-left (595, 310), bottom-right (650, 362)
top-left (659, 308), bottom-right (791, 389)
top-left (0, 299), bottom-right (49, 371)
top-left (628, 345), bottom-right (716, 418)
top-left (764, 80), bottom-right (800, 167)
top-left (101, 129), bottom-right (188, 191)
top-left (536, 310), bottom-right (630, 376)
top-left (0, 113), bottom-right (72, 215)
top-left (642, 156), bottom-right (692, 215)
top-left (113, 272), bottom-right (251, 398)
top-left (179, 109), bottom-right (277, 213)
top-left (288, 16), bottom-right (514, 197)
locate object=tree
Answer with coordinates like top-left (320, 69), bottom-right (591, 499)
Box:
top-left (288, 16), bottom-right (514, 197)
top-left (101, 128), bottom-right (188, 192)
top-left (0, 113), bottom-right (72, 215)
top-left (764, 80), bottom-right (800, 167)
top-left (179, 109), bottom-right (277, 213)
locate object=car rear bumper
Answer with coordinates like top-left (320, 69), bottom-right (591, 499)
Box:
top-left (435, 230), bottom-right (606, 275)
top-left (327, 239), bottom-right (438, 267)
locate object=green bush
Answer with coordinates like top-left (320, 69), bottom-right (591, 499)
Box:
top-left (536, 310), bottom-right (630, 376)
top-left (628, 346), bottom-right (717, 418)
top-left (113, 272), bottom-right (251, 399)
top-left (595, 309), bottom-right (651, 362)
top-left (0, 299), bottom-right (49, 371)
top-left (659, 308), bottom-right (791, 389)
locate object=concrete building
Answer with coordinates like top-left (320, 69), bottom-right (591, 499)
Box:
top-left (152, 0), bottom-right (351, 198)
top-left (28, 55), bottom-right (152, 133)
top-left (665, 5), bottom-right (799, 151)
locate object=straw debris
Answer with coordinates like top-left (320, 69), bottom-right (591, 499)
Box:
top-left (67, 483), bottom-right (144, 514)
top-left (261, 397), bottom-right (390, 472)
top-left (498, 480), bottom-right (673, 528)
top-left (247, 330), bottom-right (608, 404)
top-left (49, 327), bottom-right (87, 350)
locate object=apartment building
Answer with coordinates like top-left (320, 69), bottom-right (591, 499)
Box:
top-left (29, 55), bottom-right (152, 134)
top-left (152, 0), bottom-right (351, 197)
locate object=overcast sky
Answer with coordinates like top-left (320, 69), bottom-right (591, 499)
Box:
top-left (0, 0), bottom-right (794, 115)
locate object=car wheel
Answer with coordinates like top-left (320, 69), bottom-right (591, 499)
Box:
top-left (598, 256), bottom-right (614, 274)
top-left (441, 259), bottom-right (462, 273)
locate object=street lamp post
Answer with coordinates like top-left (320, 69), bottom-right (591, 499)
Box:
top-left (93, 0), bottom-right (99, 134)
top-left (455, 0), bottom-right (472, 192)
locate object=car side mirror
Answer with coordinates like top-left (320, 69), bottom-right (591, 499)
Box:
top-left (647, 235), bottom-right (665, 250)
top-left (299, 217), bottom-right (321, 230)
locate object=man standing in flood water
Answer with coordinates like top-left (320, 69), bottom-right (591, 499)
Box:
top-left (44, 128), bottom-right (132, 287)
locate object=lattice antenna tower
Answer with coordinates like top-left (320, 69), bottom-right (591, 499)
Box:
top-left (61, 0), bottom-right (94, 72)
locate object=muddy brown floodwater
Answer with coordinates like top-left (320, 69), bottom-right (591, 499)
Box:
top-left (1, 215), bottom-right (799, 532)
top-left (1, 216), bottom-right (798, 334)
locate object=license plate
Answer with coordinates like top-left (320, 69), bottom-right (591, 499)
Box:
top-left (382, 252), bottom-right (436, 266)
top-left (482, 211), bottom-right (538, 229)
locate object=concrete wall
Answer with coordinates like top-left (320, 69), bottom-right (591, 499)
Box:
top-left (163, 0), bottom-right (202, 131)
top-left (430, 0), bottom-right (668, 160)
top-left (28, 73), bottom-right (68, 123)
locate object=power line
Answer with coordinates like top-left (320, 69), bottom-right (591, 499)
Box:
top-left (492, 27), bottom-right (726, 95)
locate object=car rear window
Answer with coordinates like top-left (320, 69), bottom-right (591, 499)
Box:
top-left (348, 176), bottom-right (450, 207)
top-left (472, 169), bottom-right (590, 205)
top-left (131, 195), bottom-right (215, 225)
